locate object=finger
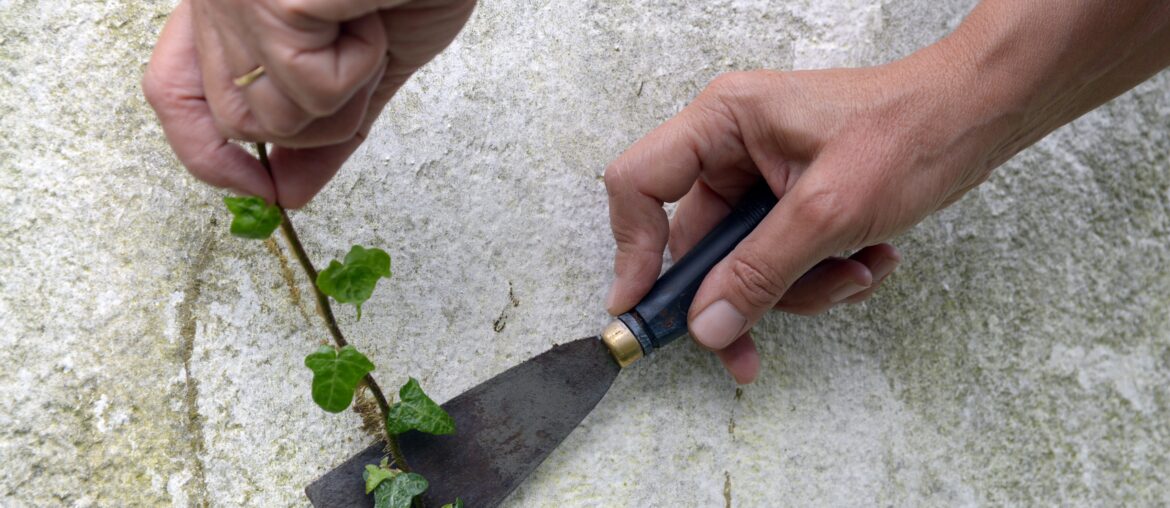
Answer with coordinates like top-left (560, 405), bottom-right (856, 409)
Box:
top-left (667, 179), bottom-right (732, 261)
top-left (278, 0), bottom-right (416, 21)
top-left (712, 332), bottom-right (759, 385)
top-left (772, 243), bottom-right (899, 315)
top-left (265, 64), bottom-right (397, 208)
top-left (192, 0), bottom-right (262, 140)
top-left (144, 1), bottom-right (274, 201)
top-left (674, 73), bottom-right (810, 216)
top-left (379, 0), bottom-right (478, 77)
top-left (672, 189), bottom-right (890, 316)
top-left (241, 75), bottom-right (314, 139)
top-left (239, 49), bottom-right (384, 147)
top-left (267, 137), bottom-right (364, 208)
top-left (194, 1), bottom-right (370, 140)
top-left (688, 165), bottom-right (862, 350)
top-left (772, 257), bottom-right (872, 315)
top-left (266, 69), bottom-right (381, 148)
top-left (603, 90), bottom-right (747, 315)
top-left (255, 12), bottom-right (387, 116)
top-left (266, 103), bottom-right (374, 207)
top-left (842, 243), bottom-right (901, 304)
top-left (262, 0), bottom-right (476, 197)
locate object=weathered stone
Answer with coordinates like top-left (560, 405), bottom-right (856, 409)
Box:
top-left (2, 0), bottom-right (1168, 506)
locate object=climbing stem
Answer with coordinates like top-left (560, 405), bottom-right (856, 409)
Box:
top-left (256, 143), bottom-right (412, 473)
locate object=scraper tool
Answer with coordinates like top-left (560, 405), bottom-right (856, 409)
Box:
top-left (306, 182), bottom-right (778, 507)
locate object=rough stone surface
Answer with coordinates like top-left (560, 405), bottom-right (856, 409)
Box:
top-left (2, 0), bottom-right (1168, 506)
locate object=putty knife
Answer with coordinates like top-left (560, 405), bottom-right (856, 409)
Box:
top-left (305, 182), bottom-right (778, 507)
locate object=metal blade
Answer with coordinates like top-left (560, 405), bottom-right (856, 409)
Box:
top-left (305, 336), bottom-right (621, 507)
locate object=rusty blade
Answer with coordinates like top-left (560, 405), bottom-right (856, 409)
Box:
top-left (305, 337), bottom-right (621, 507)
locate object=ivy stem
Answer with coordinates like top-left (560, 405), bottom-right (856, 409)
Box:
top-left (256, 143), bottom-right (412, 473)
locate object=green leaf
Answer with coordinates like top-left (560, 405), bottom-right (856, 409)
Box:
top-left (304, 345), bottom-right (375, 413)
top-left (363, 464), bottom-right (397, 494)
top-left (371, 472), bottom-right (428, 508)
top-left (360, 463), bottom-right (397, 493)
top-left (441, 498), bottom-right (464, 508)
top-left (223, 196), bottom-right (281, 239)
top-left (386, 377), bottom-right (455, 435)
top-left (315, 245), bottom-right (392, 319)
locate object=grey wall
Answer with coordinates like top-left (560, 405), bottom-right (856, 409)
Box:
top-left (2, 0), bottom-right (1168, 505)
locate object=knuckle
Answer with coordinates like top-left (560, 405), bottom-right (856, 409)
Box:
top-left (795, 183), bottom-right (861, 241)
top-left (280, 63), bottom-right (361, 116)
top-left (706, 71), bottom-right (754, 95)
top-left (726, 253), bottom-right (788, 311)
top-left (703, 71), bottom-right (771, 108)
top-left (289, 63), bottom-right (376, 117)
top-left (612, 226), bottom-right (654, 256)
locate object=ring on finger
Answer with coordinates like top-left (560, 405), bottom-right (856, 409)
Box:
top-left (233, 65), bottom-right (265, 87)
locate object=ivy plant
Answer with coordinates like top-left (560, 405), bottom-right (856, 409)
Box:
top-left (222, 143), bottom-right (458, 507)
top-left (364, 459), bottom-right (430, 508)
top-left (223, 196), bottom-right (281, 239)
top-left (316, 244), bottom-right (392, 319)
top-left (304, 345), bottom-right (376, 413)
top-left (386, 378), bottom-right (455, 435)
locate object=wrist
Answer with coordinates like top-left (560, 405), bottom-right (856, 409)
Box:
top-left (898, 1), bottom-right (1170, 172)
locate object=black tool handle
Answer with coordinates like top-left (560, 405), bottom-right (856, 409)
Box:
top-left (617, 181), bottom-right (778, 355)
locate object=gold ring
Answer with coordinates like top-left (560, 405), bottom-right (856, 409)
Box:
top-left (233, 65), bottom-right (265, 87)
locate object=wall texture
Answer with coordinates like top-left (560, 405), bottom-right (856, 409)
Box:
top-left (2, 0), bottom-right (1168, 506)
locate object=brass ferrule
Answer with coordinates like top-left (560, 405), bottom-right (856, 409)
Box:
top-left (601, 320), bottom-right (643, 368)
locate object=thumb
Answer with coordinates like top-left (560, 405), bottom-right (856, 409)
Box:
top-left (688, 172), bottom-right (860, 350)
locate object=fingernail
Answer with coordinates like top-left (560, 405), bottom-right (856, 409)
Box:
top-left (829, 282), bottom-right (868, 303)
top-left (732, 370), bottom-right (756, 386)
top-left (872, 257), bottom-right (898, 281)
top-left (690, 300), bottom-right (746, 349)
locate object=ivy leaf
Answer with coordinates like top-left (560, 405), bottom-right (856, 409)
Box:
top-left (363, 464), bottom-right (397, 495)
top-left (223, 196), bottom-right (281, 239)
top-left (371, 471), bottom-right (428, 508)
top-left (386, 378), bottom-right (455, 435)
top-left (316, 245), bottom-right (392, 319)
top-left (304, 345), bottom-right (375, 413)
top-left (441, 499), bottom-right (464, 508)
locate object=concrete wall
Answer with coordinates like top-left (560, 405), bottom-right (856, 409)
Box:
top-left (2, 0), bottom-right (1168, 505)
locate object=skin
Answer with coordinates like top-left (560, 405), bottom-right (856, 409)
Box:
top-left (604, 0), bottom-right (1170, 383)
top-left (142, 0), bottom-right (476, 208)
top-left (145, 1), bottom-right (1170, 384)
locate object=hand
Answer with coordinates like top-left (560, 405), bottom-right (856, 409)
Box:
top-left (604, 60), bottom-right (1000, 384)
top-left (143, 0), bottom-right (475, 208)
top-left (603, 0), bottom-right (1170, 385)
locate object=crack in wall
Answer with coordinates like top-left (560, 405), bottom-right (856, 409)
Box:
top-left (723, 470), bottom-right (732, 508)
top-left (492, 281), bottom-right (520, 333)
top-left (176, 231), bottom-right (216, 508)
top-left (728, 387), bottom-right (742, 439)
top-left (265, 237), bottom-right (314, 325)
